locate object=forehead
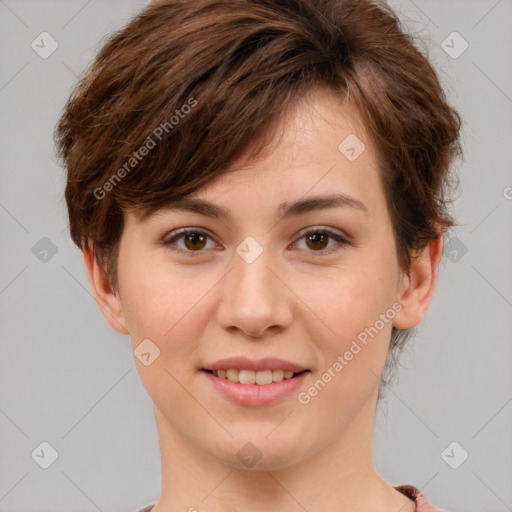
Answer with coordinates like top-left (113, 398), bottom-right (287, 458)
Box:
top-left (134, 87), bottom-right (384, 225)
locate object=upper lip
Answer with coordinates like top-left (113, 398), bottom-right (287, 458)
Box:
top-left (202, 357), bottom-right (309, 373)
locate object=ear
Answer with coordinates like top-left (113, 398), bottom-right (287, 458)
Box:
top-left (392, 231), bottom-right (444, 330)
top-left (83, 242), bottom-right (129, 334)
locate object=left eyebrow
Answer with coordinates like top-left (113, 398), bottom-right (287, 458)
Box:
top-left (153, 192), bottom-right (369, 221)
top-left (278, 193), bottom-right (369, 217)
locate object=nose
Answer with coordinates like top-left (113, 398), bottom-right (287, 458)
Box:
top-left (216, 246), bottom-right (293, 339)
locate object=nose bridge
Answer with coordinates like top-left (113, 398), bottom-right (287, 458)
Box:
top-left (231, 240), bottom-right (279, 307)
top-left (216, 238), bottom-right (292, 337)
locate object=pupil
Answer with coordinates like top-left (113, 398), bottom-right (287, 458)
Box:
top-left (183, 232), bottom-right (329, 251)
top-left (308, 233), bottom-right (327, 250)
top-left (186, 233), bottom-right (205, 250)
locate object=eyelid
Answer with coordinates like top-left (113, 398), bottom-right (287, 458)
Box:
top-left (162, 226), bottom-right (214, 243)
top-left (161, 227), bottom-right (221, 255)
top-left (161, 225), bottom-right (351, 255)
top-left (290, 226), bottom-right (351, 253)
top-left (293, 225), bottom-right (350, 243)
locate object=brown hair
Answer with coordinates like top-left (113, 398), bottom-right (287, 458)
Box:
top-left (55, 0), bottom-right (462, 391)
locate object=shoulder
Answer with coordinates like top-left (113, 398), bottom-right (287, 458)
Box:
top-left (394, 485), bottom-right (451, 512)
top-left (137, 488), bottom-right (450, 512)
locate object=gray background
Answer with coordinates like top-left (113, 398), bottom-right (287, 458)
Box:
top-left (0, 1), bottom-right (511, 511)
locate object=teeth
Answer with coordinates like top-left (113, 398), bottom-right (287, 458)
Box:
top-left (211, 369), bottom-right (299, 385)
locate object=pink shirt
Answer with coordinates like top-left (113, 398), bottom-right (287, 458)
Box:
top-left (394, 485), bottom-right (448, 511)
top-left (136, 484), bottom-right (447, 511)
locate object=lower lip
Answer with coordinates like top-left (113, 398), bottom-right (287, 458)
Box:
top-left (201, 370), bottom-right (310, 406)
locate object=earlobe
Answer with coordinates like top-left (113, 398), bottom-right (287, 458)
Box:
top-left (392, 234), bottom-right (444, 330)
top-left (83, 243), bottom-right (129, 335)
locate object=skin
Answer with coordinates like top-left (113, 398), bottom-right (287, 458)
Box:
top-left (84, 87), bottom-right (443, 512)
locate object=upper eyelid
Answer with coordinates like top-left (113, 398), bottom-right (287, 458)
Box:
top-left (162, 226), bottom-right (350, 248)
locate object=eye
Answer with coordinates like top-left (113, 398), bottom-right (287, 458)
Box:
top-left (162, 228), bottom-right (218, 256)
top-left (292, 227), bottom-right (350, 254)
top-left (162, 227), bottom-right (350, 256)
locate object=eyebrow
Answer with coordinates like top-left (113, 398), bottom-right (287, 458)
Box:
top-left (156, 193), bottom-right (369, 221)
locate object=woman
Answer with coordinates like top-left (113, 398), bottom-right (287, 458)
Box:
top-left (55, 0), bottom-right (461, 510)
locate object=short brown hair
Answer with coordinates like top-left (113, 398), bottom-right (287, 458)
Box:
top-left (55, 0), bottom-right (462, 388)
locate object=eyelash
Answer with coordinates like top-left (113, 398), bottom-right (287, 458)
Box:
top-left (162, 227), bottom-right (350, 257)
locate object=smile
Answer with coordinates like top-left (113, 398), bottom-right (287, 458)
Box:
top-left (201, 369), bottom-right (311, 406)
top-left (205, 368), bottom-right (307, 385)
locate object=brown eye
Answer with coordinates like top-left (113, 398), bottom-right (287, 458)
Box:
top-left (305, 232), bottom-right (329, 251)
top-left (163, 227), bottom-right (350, 257)
top-left (163, 228), bottom-right (216, 255)
top-left (294, 228), bottom-right (350, 254)
top-left (183, 232), bottom-right (207, 251)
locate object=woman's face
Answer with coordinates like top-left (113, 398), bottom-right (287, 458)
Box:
top-left (98, 88), bottom-right (431, 470)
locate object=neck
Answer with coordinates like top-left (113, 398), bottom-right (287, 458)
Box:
top-left (150, 393), bottom-right (415, 512)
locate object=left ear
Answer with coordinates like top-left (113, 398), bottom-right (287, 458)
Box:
top-left (392, 229), bottom-right (444, 329)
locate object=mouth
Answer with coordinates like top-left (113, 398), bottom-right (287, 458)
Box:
top-left (200, 367), bottom-right (311, 406)
top-left (201, 368), bottom-right (310, 385)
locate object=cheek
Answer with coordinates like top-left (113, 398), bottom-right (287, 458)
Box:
top-left (118, 252), bottom-right (213, 365)
top-left (312, 262), bottom-right (397, 339)
top-left (298, 255), bottom-right (397, 395)
top-left (118, 257), bottom-right (209, 410)
top-left (298, 270), bottom-right (394, 426)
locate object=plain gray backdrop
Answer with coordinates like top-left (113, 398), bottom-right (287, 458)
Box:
top-left (1, 1), bottom-right (511, 511)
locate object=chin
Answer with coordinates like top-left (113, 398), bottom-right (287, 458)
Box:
top-left (212, 434), bottom-right (310, 471)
